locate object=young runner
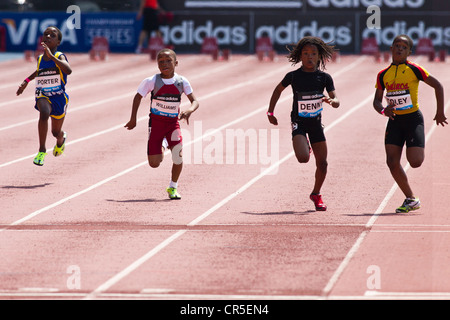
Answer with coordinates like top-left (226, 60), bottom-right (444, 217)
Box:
top-left (125, 49), bottom-right (199, 199)
top-left (373, 34), bottom-right (446, 213)
top-left (267, 36), bottom-right (340, 211)
top-left (16, 26), bottom-right (72, 166)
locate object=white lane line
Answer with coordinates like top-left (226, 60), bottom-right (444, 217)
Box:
top-left (84, 93), bottom-right (372, 299)
top-left (3, 56), bottom-right (368, 297)
top-left (365, 290), bottom-right (450, 298)
top-left (0, 77), bottom-right (295, 230)
top-left (0, 57), bottom-right (279, 168)
top-left (0, 55), bottom-right (250, 118)
top-left (321, 99), bottom-right (450, 297)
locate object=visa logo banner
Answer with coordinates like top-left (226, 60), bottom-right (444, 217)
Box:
top-left (0, 12), bottom-right (140, 52)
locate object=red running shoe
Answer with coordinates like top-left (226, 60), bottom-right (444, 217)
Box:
top-left (310, 193), bottom-right (327, 211)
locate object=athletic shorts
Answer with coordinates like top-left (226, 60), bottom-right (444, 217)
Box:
top-left (291, 115), bottom-right (326, 144)
top-left (35, 93), bottom-right (69, 119)
top-left (385, 110), bottom-right (425, 148)
top-left (142, 8), bottom-right (159, 33)
top-left (147, 117), bottom-right (182, 156)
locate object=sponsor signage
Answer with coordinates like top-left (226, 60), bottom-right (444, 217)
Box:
top-left (0, 12), bottom-right (140, 52)
top-left (173, 0), bottom-right (448, 11)
top-left (0, 6), bottom-right (448, 54)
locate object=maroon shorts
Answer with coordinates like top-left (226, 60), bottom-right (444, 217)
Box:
top-left (147, 117), bottom-right (182, 156)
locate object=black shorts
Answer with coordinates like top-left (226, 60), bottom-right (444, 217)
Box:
top-left (142, 8), bottom-right (159, 33)
top-left (291, 115), bottom-right (326, 144)
top-left (385, 110), bottom-right (425, 148)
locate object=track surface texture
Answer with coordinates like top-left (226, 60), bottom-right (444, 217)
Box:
top-left (1, 53), bottom-right (449, 301)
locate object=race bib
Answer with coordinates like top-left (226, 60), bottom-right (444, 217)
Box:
top-left (150, 97), bottom-right (180, 118)
top-left (385, 90), bottom-right (413, 111)
top-left (297, 91), bottom-right (324, 118)
top-left (35, 67), bottom-right (63, 97)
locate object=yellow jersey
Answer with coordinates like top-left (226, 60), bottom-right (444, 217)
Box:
top-left (375, 61), bottom-right (429, 115)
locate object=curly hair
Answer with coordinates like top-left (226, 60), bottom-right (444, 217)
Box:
top-left (287, 36), bottom-right (336, 70)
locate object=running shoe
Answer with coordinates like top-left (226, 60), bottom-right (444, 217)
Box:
top-left (33, 152), bottom-right (47, 166)
top-left (310, 193), bottom-right (327, 211)
top-left (396, 197), bottom-right (421, 213)
top-left (53, 132), bottom-right (66, 157)
top-left (166, 187), bottom-right (181, 200)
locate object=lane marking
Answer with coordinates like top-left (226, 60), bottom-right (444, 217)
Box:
top-left (321, 99), bottom-right (450, 297)
top-left (85, 92), bottom-right (372, 299)
top-left (0, 57), bottom-right (286, 168)
top-left (4, 56), bottom-right (369, 298)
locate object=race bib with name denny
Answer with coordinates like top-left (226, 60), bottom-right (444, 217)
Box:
top-left (297, 91), bottom-right (324, 118)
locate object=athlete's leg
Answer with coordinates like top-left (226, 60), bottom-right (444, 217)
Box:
top-left (36, 98), bottom-right (51, 152)
top-left (311, 141), bottom-right (328, 194)
top-left (385, 144), bottom-right (414, 198)
top-left (170, 142), bottom-right (183, 182)
top-left (292, 134), bottom-right (310, 163)
top-left (148, 153), bottom-right (164, 168)
top-left (406, 146), bottom-right (424, 168)
top-left (51, 116), bottom-right (65, 148)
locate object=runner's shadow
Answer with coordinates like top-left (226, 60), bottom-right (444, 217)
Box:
top-left (242, 210), bottom-right (314, 216)
top-left (2, 183), bottom-right (52, 189)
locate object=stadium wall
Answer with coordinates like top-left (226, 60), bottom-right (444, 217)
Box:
top-left (0, 0), bottom-right (449, 54)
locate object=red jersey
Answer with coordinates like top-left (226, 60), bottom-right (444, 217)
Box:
top-left (144, 0), bottom-right (158, 9)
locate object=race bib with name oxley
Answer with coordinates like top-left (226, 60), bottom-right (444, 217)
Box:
top-left (297, 91), bottom-right (324, 118)
top-left (150, 96), bottom-right (180, 118)
top-left (385, 90), bottom-right (413, 111)
top-left (35, 67), bottom-right (63, 97)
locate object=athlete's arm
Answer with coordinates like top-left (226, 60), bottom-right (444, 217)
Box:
top-left (125, 93), bottom-right (143, 130)
top-left (55, 53), bottom-right (72, 75)
top-left (373, 88), bottom-right (395, 120)
top-left (267, 82), bottom-right (285, 126)
top-left (424, 75), bottom-right (447, 126)
top-left (179, 93), bottom-right (199, 125)
top-left (16, 71), bottom-right (37, 96)
top-left (41, 42), bottom-right (72, 75)
top-left (323, 91), bottom-right (340, 108)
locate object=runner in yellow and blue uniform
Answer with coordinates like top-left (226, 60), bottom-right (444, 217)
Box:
top-left (373, 34), bottom-right (447, 213)
top-left (16, 26), bottom-right (72, 166)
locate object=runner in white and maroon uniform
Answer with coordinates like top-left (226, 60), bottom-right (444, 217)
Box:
top-left (125, 49), bottom-right (199, 199)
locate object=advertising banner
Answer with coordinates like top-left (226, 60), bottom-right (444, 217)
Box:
top-left (1, 4), bottom-right (448, 54)
top-left (166, 0), bottom-right (450, 11)
top-left (0, 12), bottom-right (140, 52)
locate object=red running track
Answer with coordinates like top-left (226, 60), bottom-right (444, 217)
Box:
top-left (0, 52), bottom-right (449, 300)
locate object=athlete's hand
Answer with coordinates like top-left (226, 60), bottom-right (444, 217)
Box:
top-left (434, 112), bottom-right (448, 127)
top-left (124, 119), bottom-right (136, 130)
top-left (41, 42), bottom-right (55, 60)
top-left (179, 110), bottom-right (193, 125)
top-left (16, 81), bottom-right (27, 96)
top-left (384, 104), bottom-right (396, 120)
top-left (267, 114), bottom-right (278, 125)
top-left (322, 96), bottom-right (339, 108)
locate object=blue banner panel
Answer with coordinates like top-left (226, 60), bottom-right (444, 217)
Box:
top-left (0, 12), bottom-right (141, 53)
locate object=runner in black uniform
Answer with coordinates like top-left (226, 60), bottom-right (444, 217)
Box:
top-left (267, 36), bottom-right (340, 211)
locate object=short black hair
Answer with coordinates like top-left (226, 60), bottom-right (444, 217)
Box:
top-left (392, 34), bottom-right (413, 50)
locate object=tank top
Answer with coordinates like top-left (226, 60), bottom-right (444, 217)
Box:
top-left (35, 52), bottom-right (67, 97)
top-left (150, 74), bottom-right (184, 121)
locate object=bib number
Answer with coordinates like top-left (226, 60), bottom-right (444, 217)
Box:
top-left (385, 90), bottom-right (413, 111)
top-left (297, 92), bottom-right (323, 118)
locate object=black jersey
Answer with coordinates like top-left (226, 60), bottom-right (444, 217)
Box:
top-left (281, 68), bottom-right (335, 122)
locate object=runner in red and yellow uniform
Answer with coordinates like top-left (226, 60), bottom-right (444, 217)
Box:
top-left (373, 34), bottom-right (447, 213)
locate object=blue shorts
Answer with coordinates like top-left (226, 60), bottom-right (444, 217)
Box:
top-left (35, 92), bottom-right (69, 119)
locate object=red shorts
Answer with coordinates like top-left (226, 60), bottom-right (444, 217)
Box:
top-left (147, 117), bottom-right (182, 156)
